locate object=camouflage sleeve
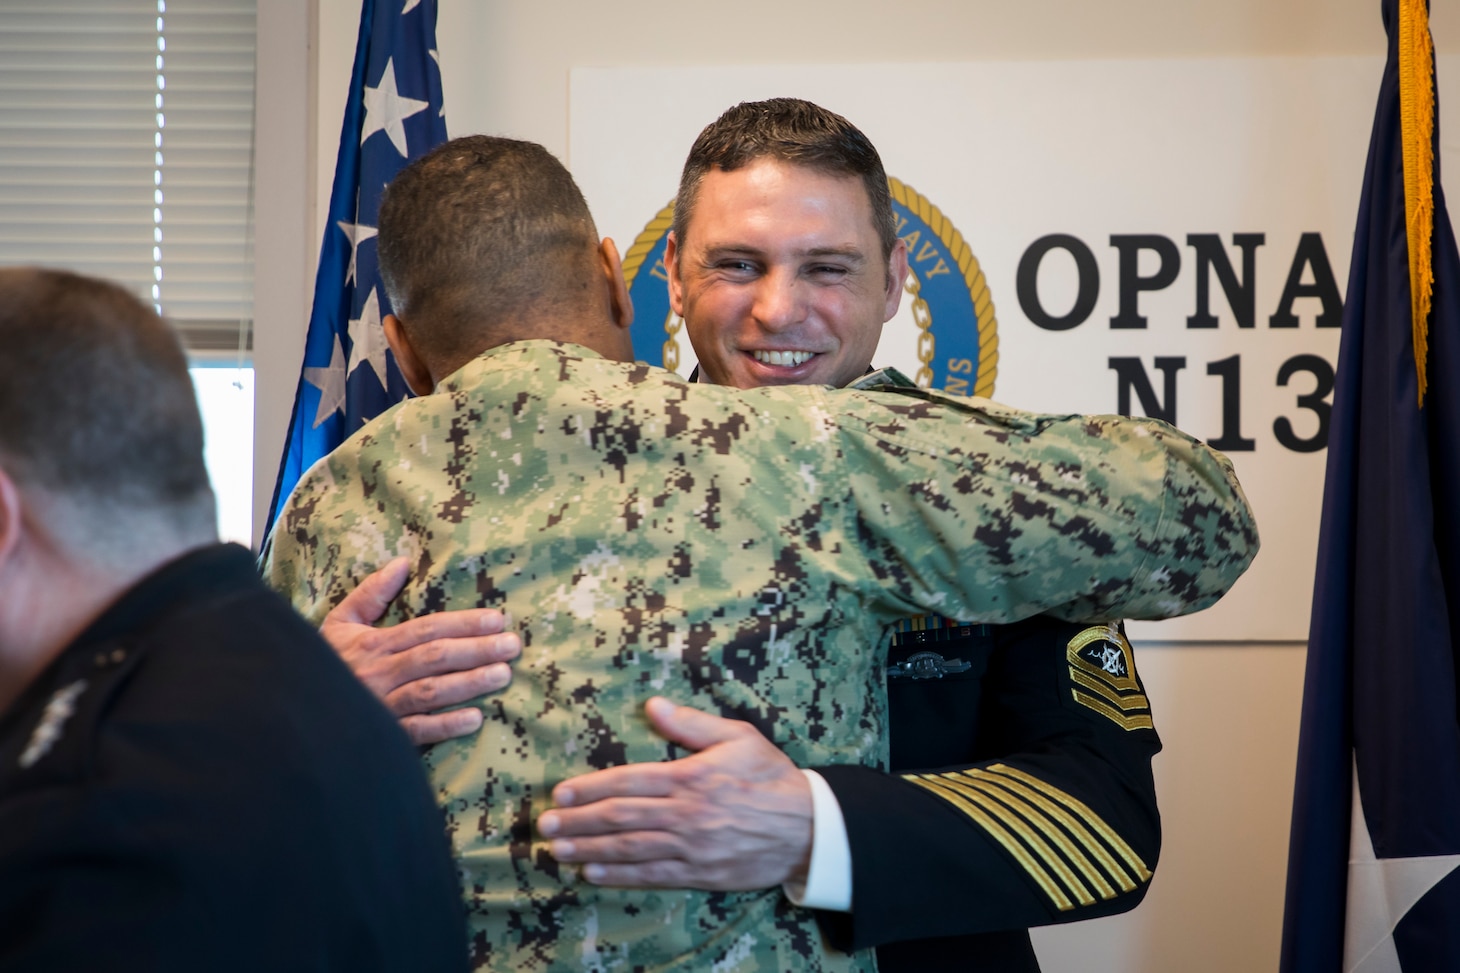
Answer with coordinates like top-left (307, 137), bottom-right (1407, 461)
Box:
top-left (259, 459), bottom-right (347, 626)
top-left (832, 386), bottom-right (1258, 624)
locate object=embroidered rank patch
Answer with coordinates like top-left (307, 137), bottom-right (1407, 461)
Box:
top-left (903, 762), bottom-right (1151, 912)
top-left (1066, 624), bottom-right (1153, 731)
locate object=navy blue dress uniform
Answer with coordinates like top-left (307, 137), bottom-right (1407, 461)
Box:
top-left (814, 615), bottom-right (1162, 972)
top-left (0, 544), bottom-right (469, 972)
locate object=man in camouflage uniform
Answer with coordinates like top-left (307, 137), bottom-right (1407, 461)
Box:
top-left (265, 135), bottom-right (1257, 971)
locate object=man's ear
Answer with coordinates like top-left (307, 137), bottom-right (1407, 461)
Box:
top-left (882, 238), bottom-right (910, 323)
top-left (665, 231), bottom-right (685, 317)
top-left (598, 238), bottom-right (634, 333)
top-left (383, 314), bottom-right (434, 395)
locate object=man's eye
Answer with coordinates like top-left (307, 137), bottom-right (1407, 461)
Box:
top-left (718, 260), bottom-right (757, 274)
top-left (809, 264), bottom-right (849, 278)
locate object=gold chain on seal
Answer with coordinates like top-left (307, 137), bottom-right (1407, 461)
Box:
top-left (904, 267), bottom-right (935, 387)
top-left (888, 177), bottom-right (998, 398)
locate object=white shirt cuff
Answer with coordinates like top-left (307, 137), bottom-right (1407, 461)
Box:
top-left (782, 769), bottom-right (853, 912)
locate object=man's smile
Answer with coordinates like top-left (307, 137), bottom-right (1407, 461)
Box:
top-left (749, 350), bottom-right (817, 367)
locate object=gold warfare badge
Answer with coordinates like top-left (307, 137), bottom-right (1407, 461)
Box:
top-left (621, 177), bottom-right (999, 397)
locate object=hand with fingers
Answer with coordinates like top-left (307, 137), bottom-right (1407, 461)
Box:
top-left (537, 696), bottom-right (813, 891)
top-left (319, 557), bottom-right (521, 745)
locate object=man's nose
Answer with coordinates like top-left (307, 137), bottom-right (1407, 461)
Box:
top-left (751, 271), bottom-right (806, 332)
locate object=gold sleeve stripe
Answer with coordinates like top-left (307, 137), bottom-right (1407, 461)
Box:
top-left (929, 774), bottom-right (1100, 905)
top-left (1069, 669), bottom-right (1150, 713)
top-left (988, 764), bottom-right (1153, 881)
top-left (1072, 690), bottom-right (1157, 731)
top-left (905, 774), bottom-right (1076, 911)
top-left (960, 768), bottom-right (1137, 893)
top-left (913, 774), bottom-right (1095, 907)
top-left (944, 773), bottom-right (1118, 900)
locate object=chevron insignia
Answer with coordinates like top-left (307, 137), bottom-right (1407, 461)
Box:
top-left (904, 763), bottom-right (1152, 911)
top-left (1066, 624), bottom-right (1153, 731)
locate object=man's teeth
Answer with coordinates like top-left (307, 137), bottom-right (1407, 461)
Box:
top-left (752, 350), bottom-right (814, 367)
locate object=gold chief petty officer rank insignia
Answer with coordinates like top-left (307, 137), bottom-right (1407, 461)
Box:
top-left (1066, 624), bottom-right (1153, 731)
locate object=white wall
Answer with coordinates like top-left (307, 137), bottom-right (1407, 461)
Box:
top-left (253, 2), bottom-right (1454, 969)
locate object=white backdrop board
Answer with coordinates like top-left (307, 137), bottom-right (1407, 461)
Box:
top-left (569, 58), bottom-right (1460, 641)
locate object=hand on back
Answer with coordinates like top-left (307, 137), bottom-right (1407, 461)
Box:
top-left (319, 557), bottom-right (521, 745)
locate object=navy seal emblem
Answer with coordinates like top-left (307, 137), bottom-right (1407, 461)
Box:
top-left (622, 178), bottom-right (999, 397)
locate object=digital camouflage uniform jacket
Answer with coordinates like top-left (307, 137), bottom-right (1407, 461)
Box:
top-left (265, 340), bottom-right (1258, 973)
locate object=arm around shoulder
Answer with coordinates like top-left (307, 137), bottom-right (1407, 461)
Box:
top-left (839, 392), bottom-right (1260, 626)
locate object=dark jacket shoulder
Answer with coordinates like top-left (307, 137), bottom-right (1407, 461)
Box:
top-left (0, 544), bottom-right (468, 973)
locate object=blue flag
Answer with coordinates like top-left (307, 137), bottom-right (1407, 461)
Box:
top-left (265, 0), bottom-right (447, 534)
top-left (1280, 1), bottom-right (1460, 970)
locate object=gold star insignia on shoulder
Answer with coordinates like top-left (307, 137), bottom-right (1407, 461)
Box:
top-left (19, 679), bottom-right (89, 769)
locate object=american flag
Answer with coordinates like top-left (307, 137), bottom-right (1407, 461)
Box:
top-left (264, 0), bottom-right (447, 534)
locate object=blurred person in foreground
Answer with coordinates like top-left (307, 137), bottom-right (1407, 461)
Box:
top-left (0, 268), bottom-right (468, 972)
top-left (264, 133), bottom-right (1258, 971)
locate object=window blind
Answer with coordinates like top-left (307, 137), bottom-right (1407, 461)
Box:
top-left (0, 0), bottom-right (256, 354)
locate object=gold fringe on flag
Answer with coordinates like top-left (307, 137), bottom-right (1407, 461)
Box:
top-left (1398, 0), bottom-right (1435, 405)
